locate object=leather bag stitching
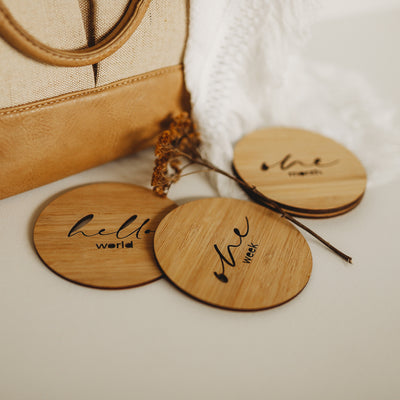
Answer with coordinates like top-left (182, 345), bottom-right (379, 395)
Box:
top-left (0, 65), bottom-right (182, 116)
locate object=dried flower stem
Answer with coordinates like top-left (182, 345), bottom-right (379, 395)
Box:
top-left (176, 151), bottom-right (352, 264)
top-left (151, 113), bottom-right (352, 263)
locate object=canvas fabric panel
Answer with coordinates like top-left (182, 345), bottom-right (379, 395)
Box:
top-left (0, 0), bottom-right (95, 108)
top-left (0, 0), bottom-right (188, 108)
top-left (93, 0), bottom-right (188, 86)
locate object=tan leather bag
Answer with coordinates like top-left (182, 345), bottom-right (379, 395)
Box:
top-left (0, 0), bottom-right (189, 199)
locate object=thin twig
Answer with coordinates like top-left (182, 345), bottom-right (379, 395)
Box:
top-left (179, 169), bottom-right (209, 178)
top-left (177, 151), bottom-right (352, 263)
top-left (151, 113), bottom-right (352, 264)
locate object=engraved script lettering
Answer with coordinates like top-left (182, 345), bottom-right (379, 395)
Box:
top-left (243, 242), bottom-right (258, 264)
top-left (213, 217), bottom-right (249, 283)
top-left (67, 214), bottom-right (153, 249)
top-left (261, 153), bottom-right (338, 176)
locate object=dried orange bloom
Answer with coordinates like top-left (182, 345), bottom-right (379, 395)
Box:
top-left (152, 113), bottom-right (201, 197)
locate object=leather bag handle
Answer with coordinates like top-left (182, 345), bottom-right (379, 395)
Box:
top-left (0, 0), bottom-right (151, 67)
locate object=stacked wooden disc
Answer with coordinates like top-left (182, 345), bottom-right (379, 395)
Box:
top-left (233, 127), bottom-right (367, 218)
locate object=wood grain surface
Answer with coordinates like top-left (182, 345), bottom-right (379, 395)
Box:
top-left (33, 183), bottom-right (176, 289)
top-left (233, 127), bottom-right (367, 214)
top-left (154, 198), bottom-right (312, 311)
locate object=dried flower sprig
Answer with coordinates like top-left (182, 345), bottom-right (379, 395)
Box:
top-left (151, 113), bottom-right (202, 196)
top-left (152, 113), bottom-right (352, 263)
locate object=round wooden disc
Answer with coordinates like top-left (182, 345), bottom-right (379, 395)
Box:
top-left (34, 183), bottom-right (176, 289)
top-left (154, 198), bottom-right (312, 311)
top-left (233, 127), bottom-right (367, 214)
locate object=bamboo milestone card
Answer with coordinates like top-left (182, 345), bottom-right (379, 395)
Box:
top-left (233, 127), bottom-right (367, 217)
top-left (154, 198), bottom-right (312, 311)
top-left (33, 183), bottom-right (176, 289)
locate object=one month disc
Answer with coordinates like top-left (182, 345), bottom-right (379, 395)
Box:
top-left (233, 127), bottom-right (367, 217)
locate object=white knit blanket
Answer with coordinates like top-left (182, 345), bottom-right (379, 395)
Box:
top-left (184, 0), bottom-right (400, 197)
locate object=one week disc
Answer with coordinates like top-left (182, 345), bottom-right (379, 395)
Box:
top-left (154, 198), bottom-right (312, 311)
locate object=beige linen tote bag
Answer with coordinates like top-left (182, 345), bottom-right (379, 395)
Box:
top-left (0, 0), bottom-right (189, 199)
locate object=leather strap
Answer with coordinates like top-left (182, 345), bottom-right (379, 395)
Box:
top-left (0, 0), bottom-right (151, 67)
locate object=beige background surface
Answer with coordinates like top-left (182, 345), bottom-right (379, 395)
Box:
top-left (1, 5), bottom-right (400, 400)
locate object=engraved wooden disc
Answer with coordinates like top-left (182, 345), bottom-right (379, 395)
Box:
top-left (233, 127), bottom-right (367, 216)
top-left (33, 183), bottom-right (176, 289)
top-left (154, 198), bottom-right (312, 311)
